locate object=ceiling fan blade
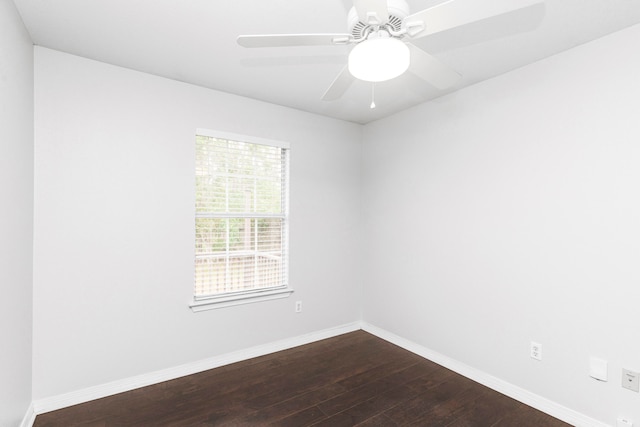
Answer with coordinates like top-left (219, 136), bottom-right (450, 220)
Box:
top-left (406, 44), bottom-right (461, 90)
top-left (353, 0), bottom-right (389, 25)
top-left (237, 34), bottom-right (352, 48)
top-left (322, 66), bottom-right (355, 101)
top-left (404, 0), bottom-right (544, 39)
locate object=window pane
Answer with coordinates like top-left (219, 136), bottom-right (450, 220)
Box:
top-left (257, 254), bottom-right (283, 288)
top-left (195, 218), bottom-right (226, 255)
top-left (194, 256), bottom-right (226, 296)
top-left (257, 218), bottom-right (282, 252)
top-left (196, 136), bottom-right (284, 215)
top-left (194, 133), bottom-right (289, 299)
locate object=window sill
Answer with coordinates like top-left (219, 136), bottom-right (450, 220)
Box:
top-left (189, 287), bottom-right (294, 312)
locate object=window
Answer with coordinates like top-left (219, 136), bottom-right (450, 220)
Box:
top-left (191, 130), bottom-right (291, 311)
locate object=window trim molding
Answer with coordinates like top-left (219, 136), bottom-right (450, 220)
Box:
top-left (191, 129), bottom-right (292, 312)
top-left (196, 128), bottom-right (291, 150)
top-left (189, 287), bottom-right (295, 312)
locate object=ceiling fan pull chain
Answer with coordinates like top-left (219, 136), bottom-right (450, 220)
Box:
top-left (370, 83), bottom-right (376, 109)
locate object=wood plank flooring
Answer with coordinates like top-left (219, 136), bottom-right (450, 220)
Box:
top-left (34, 331), bottom-right (571, 426)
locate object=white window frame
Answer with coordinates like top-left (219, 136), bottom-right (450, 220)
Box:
top-left (190, 129), bottom-right (292, 312)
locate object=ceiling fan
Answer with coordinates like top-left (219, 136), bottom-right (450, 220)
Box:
top-left (238, 0), bottom-right (544, 102)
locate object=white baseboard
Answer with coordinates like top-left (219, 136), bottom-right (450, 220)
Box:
top-left (28, 321), bottom-right (607, 427)
top-left (361, 322), bottom-right (608, 427)
top-left (32, 321), bottom-right (362, 418)
top-left (20, 402), bottom-right (35, 427)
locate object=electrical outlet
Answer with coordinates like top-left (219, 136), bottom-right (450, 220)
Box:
top-left (622, 369), bottom-right (639, 392)
top-left (530, 341), bottom-right (542, 361)
top-left (295, 301), bottom-right (302, 313)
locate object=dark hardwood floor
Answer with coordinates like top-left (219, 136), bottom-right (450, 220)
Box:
top-left (34, 331), bottom-right (571, 426)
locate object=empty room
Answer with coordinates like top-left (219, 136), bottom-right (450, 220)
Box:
top-left (1, 0), bottom-right (639, 426)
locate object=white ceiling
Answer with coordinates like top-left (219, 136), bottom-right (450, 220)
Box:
top-left (13, 0), bottom-right (640, 124)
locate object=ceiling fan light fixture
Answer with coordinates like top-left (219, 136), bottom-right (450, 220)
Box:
top-left (348, 35), bottom-right (410, 82)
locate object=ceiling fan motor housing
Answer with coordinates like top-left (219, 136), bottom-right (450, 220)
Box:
top-left (348, 0), bottom-right (410, 39)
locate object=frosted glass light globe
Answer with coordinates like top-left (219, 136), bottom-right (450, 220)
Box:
top-left (348, 36), bottom-right (410, 82)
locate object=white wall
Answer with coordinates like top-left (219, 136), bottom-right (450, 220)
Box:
top-left (32, 47), bottom-right (362, 400)
top-left (0, 0), bottom-right (33, 425)
top-left (29, 18), bottom-right (640, 425)
top-left (362, 23), bottom-right (640, 425)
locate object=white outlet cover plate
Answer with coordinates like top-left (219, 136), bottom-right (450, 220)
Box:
top-left (530, 341), bottom-right (542, 361)
top-left (589, 357), bottom-right (608, 381)
top-left (622, 369), bottom-right (640, 392)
